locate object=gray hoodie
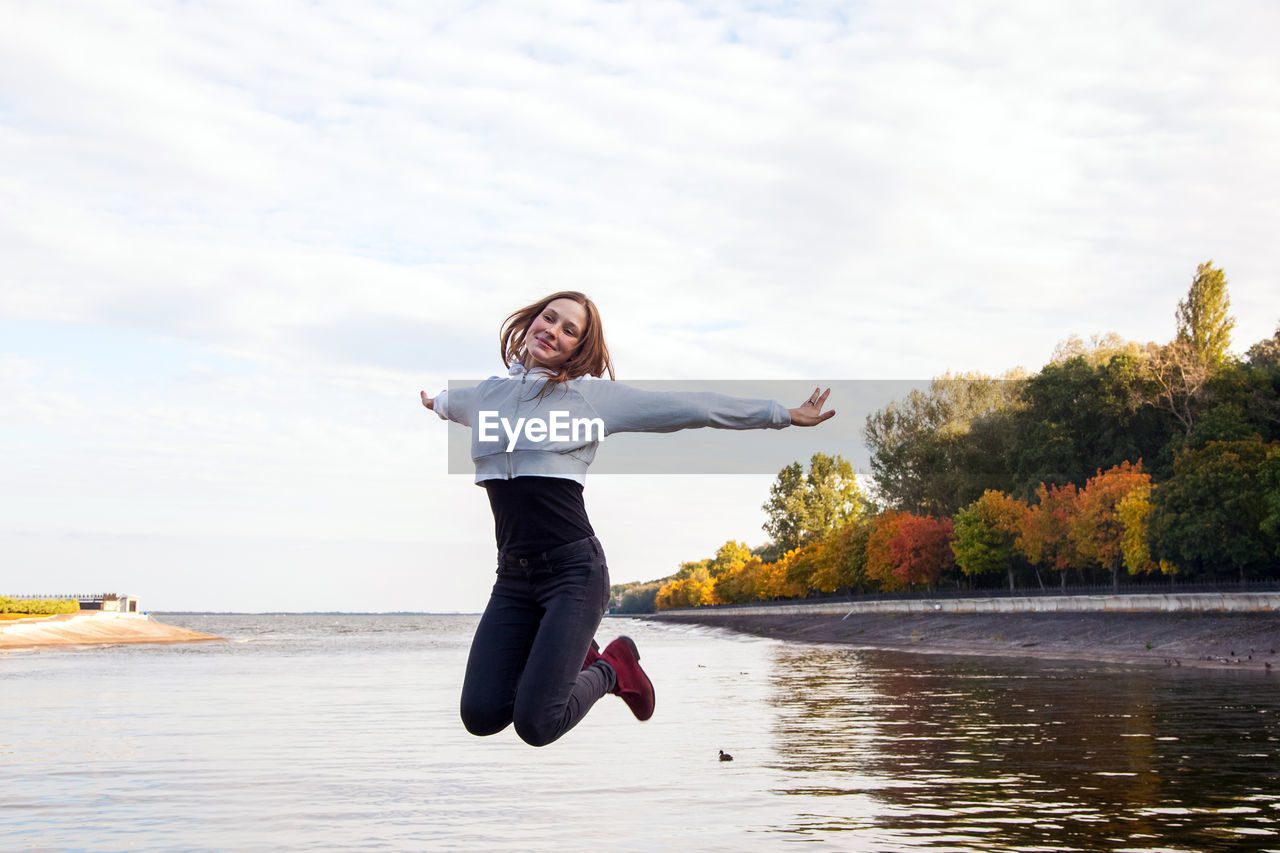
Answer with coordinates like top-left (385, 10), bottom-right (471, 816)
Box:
top-left (434, 363), bottom-right (791, 484)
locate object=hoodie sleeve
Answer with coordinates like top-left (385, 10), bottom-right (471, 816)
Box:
top-left (578, 381), bottom-right (791, 435)
top-left (432, 385), bottom-right (477, 427)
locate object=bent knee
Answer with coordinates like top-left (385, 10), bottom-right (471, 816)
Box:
top-left (460, 702), bottom-right (511, 738)
top-left (512, 715), bottom-right (563, 748)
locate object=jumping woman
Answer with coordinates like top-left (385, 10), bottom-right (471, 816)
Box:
top-left (421, 291), bottom-right (834, 747)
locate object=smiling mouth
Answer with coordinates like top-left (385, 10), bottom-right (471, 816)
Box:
top-left (535, 338), bottom-right (554, 351)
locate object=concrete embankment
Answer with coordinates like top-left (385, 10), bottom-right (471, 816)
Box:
top-left (646, 593), bottom-right (1280, 672)
top-left (655, 591), bottom-right (1280, 617)
top-left (0, 611), bottom-right (224, 650)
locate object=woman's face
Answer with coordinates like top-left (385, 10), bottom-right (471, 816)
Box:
top-left (524, 297), bottom-right (589, 371)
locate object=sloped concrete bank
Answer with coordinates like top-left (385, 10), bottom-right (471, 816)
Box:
top-left (647, 593), bottom-right (1280, 672)
top-left (0, 611), bottom-right (224, 651)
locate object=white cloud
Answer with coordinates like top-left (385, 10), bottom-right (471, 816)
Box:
top-left (3, 0), bottom-right (1278, 607)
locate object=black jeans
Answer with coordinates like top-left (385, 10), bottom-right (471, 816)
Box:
top-left (460, 535), bottom-right (615, 747)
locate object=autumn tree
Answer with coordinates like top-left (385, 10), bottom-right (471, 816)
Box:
top-left (952, 490), bottom-right (1031, 591)
top-left (865, 511), bottom-right (907, 591)
top-left (759, 549), bottom-right (809, 600)
top-left (889, 514), bottom-right (956, 590)
top-left (712, 555), bottom-right (766, 605)
top-left (1116, 482), bottom-right (1165, 578)
top-left (654, 566), bottom-right (719, 610)
top-left (783, 541), bottom-right (827, 591)
top-left (655, 554), bottom-right (723, 609)
top-left (1070, 461), bottom-right (1152, 589)
top-left (809, 520), bottom-right (873, 593)
top-left (1019, 482), bottom-right (1082, 589)
top-left (709, 541), bottom-right (752, 578)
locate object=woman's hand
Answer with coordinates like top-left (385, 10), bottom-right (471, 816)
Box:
top-left (420, 390), bottom-right (435, 411)
top-left (789, 387), bottom-right (835, 427)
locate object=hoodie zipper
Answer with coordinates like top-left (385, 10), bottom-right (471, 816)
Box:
top-left (506, 371), bottom-right (527, 479)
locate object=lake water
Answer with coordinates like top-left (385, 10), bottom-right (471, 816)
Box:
top-left (2, 614), bottom-right (1279, 852)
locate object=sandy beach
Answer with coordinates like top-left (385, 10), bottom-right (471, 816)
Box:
top-left (0, 611), bottom-right (224, 651)
top-left (647, 609), bottom-right (1280, 672)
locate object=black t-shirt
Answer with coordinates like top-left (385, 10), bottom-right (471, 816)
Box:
top-left (482, 476), bottom-right (595, 557)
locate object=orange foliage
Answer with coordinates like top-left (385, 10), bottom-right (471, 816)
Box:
top-left (761, 548), bottom-right (809, 599)
top-left (712, 555), bottom-right (766, 604)
top-left (1020, 482), bottom-right (1081, 575)
top-left (807, 529), bottom-right (853, 593)
top-left (1071, 461), bottom-right (1151, 578)
top-left (866, 511), bottom-right (907, 590)
top-left (654, 572), bottom-right (720, 610)
top-left (889, 514), bottom-right (956, 588)
top-left (975, 490), bottom-right (1031, 540)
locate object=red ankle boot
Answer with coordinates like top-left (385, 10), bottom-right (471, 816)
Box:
top-left (600, 636), bottom-right (655, 721)
top-left (583, 639), bottom-right (601, 670)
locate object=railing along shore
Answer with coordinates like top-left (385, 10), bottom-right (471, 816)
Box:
top-left (645, 583), bottom-right (1280, 617)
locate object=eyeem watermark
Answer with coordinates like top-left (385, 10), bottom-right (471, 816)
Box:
top-left (447, 379), bottom-right (939, 475)
top-left (478, 410), bottom-right (606, 452)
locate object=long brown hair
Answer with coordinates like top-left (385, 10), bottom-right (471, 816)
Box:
top-left (500, 291), bottom-right (615, 391)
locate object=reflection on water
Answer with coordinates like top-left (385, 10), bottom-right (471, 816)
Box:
top-left (765, 645), bottom-right (1280, 851)
top-left (3, 615), bottom-right (1279, 851)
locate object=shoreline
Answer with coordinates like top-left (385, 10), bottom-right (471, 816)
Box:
top-left (646, 609), bottom-right (1280, 672)
top-left (0, 611), bottom-right (225, 651)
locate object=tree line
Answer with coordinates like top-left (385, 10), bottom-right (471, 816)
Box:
top-left (627, 262), bottom-right (1280, 612)
top-left (0, 597), bottom-right (80, 615)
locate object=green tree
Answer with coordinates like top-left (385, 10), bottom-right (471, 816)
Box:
top-left (1261, 453), bottom-right (1280, 557)
top-left (864, 372), bottom-right (1023, 515)
top-left (1246, 322), bottom-right (1280, 369)
top-left (1008, 355), bottom-right (1170, 494)
top-left (613, 581), bottom-right (662, 614)
top-left (709, 541), bottom-right (752, 577)
top-left (762, 462), bottom-right (805, 553)
top-left (952, 490), bottom-right (1030, 591)
top-left (1149, 438), bottom-right (1278, 582)
top-left (1213, 339), bottom-right (1280, 445)
top-left (762, 453), bottom-right (866, 552)
top-left (1176, 261), bottom-right (1236, 366)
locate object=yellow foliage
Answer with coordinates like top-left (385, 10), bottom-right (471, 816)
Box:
top-left (1118, 482), bottom-right (1158, 576)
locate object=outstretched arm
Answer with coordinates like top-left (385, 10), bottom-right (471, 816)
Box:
top-left (419, 385), bottom-right (476, 426)
top-left (578, 381), bottom-right (834, 434)
top-left (789, 387), bottom-right (836, 427)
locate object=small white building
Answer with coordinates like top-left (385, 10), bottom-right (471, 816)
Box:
top-left (83, 593), bottom-right (142, 613)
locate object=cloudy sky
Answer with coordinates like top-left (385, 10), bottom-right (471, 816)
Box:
top-left (3, 1), bottom-right (1278, 612)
